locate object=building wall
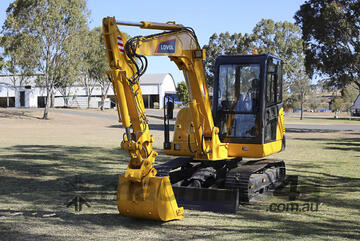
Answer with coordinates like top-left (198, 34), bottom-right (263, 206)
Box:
top-left (140, 84), bottom-right (159, 95)
top-left (15, 86), bottom-right (46, 108)
top-left (0, 73), bottom-right (176, 109)
top-left (0, 84), bottom-right (16, 97)
top-left (54, 96), bottom-right (111, 109)
top-left (0, 84), bottom-right (16, 107)
top-left (15, 87), bottom-right (35, 108)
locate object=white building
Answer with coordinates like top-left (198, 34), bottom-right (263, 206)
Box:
top-left (139, 73), bottom-right (176, 109)
top-left (0, 73), bottom-right (176, 109)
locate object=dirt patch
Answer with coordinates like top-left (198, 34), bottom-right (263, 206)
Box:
top-left (0, 108), bottom-right (168, 149)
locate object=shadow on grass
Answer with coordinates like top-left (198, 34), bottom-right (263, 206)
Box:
top-left (0, 144), bottom-right (174, 202)
top-left (0, 145), bottom-right (128, 176)
top-left (0, 109), bottom-right (41, 120)
top-left (293, 136), bottom-right (360, 152)
top-left (0, 144), bottom-right (359, 240)
top-left (0, 145), bottom-right (130, 202)
top-left (286, 128), bottom-right (339, 133)
top-left (326, 137), bottom-right (360, 152)
top-left (1, 206), bottom-right (359, 240)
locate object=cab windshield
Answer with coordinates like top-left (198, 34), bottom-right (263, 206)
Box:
top-left (216, 64), bottom-right (261, 139)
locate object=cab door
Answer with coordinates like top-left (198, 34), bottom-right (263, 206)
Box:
top-left (264, 56), bottom-right (283, 143)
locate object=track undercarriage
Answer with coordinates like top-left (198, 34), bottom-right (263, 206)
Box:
top-left (155, 158), bottom-right (286, 213)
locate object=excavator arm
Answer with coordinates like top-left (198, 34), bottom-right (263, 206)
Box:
top-left (102, 17), bottom-right (229, 221)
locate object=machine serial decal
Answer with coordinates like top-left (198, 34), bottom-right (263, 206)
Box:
top-left (156, 39), bottom-right (176, 53)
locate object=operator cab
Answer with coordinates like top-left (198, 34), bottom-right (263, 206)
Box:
top-left (213, 54), bottom-right (284, 156)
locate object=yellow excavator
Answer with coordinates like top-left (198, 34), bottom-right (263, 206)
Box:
top-left (102, 17), bottom-right (286, 221)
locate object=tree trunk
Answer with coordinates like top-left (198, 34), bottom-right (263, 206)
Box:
top-left (50, 89), bottom-right (55, 108)
top-left (43, 87), bottom-right (51, 119)
top-left (100, 95), bottom-right (105, 111)
top-left (43, 80), bottom-right (53, 119)
top-left (300, 94), bottom-right (303, 120)
top-left (100, 83), bottom-right (110, 111)
top-left (64, 97), bottom-right (68, 107)
top-left (62, 89), bottom-right (68, 107)
top-left (87, 89), bottom-right (91, 109)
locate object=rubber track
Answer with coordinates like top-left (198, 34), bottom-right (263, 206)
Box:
top-left (225, 159), bottom-right (285, 203)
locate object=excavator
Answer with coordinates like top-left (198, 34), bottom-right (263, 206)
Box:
top-left (102, 17), bottom-right (286, 221)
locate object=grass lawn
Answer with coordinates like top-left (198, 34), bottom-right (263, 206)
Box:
top-left (285, 112), bottom-right (360, 125)
top-left (0, 108), bottom-right (359, 240)
top-left (285, 116), bottom-right (360, 125)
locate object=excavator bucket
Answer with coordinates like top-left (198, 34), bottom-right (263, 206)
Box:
top-left (116, 175), bottom-right (184, 221)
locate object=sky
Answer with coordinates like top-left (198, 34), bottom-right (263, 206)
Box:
top-left (0, 0), bottom-right (306, 84)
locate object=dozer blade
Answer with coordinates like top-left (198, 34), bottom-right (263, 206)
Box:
top-left (116, 175), bottom-right (184, 221)
top-left (172, 186), bottom-right (239, 213)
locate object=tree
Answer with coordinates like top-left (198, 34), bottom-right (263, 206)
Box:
top-left (308, 85), bottom-right (322, 112)
top-left (87, 27), bottom-right (110, 111)
top-left (295, 0), bottom-right (360, 94)
top-left (54, 61), bottom-right (79, 108)
top-left (203, 32), bottom-right (254, 87)
top-left (252, 19), bottom-right (304, 93)
top-left (204, 19), bottom-right (305, 100)
top-left (2, 59), bottom-right (32, 88)
top-left (283, 94), bottom-right (298, 111)
top-left (0, 35), bottom-right (34, 87)
top-left (2, 0), bottom-right (89, 119)
top-left (330, 97), bottom-right (344, 118)
top-left (204, 19), bottom-right (307, 120)
top-left (54, 31), bottom-right (86, 108)
top-left (342, 83), bottom-right (358, 112)
top-left (176, 81), bottom-right (190, 105)
top-left (0, 54), bottom-right (4, 71)
top-left (81, 28), bottom-right (131, 110)
top-left (289, 63), bottom-right (311, 120)
top-left (80, 29), bottom-right (99, 108)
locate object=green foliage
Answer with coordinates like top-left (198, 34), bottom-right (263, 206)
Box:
top-left (252, 19), bottom-right (304, 89)
top-left (80, 29), bottom-right (101, 108)
top-left (330, 97), bottom-right (344, 113)
top-left (0, 55), bottom-right (4, 71)
top-left (0, 34), bottom-right (34, 86)
top-left (176, 81), bottom-right (190, 105)
top-left (204, 19), bottom-right (305, 101)
top-left (342, 83), bottom-right (358, 111)
top-left (283, 94), bottom-right (300, 110)
top-left (2, 0), bottom-right (89, 118)
top-left (295, 0), bottom-right (360, 93)
top-left (86, 27), bottom-right (113, 110)
top-left (86, 27), bottom-right (108, 84)
top-left (307, 86), bottom-right (322, 111)
top-left (203, 32), bottom-right (254, 86)
top-left (289, 64), bottom-right (311, 119)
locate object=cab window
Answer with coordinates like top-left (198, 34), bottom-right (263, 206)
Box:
top-left (266, 57), bottom-right (282, 106)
